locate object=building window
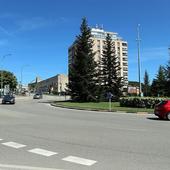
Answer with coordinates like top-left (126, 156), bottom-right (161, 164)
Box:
top-left (122, 53), bottom-right (127, 56)
top-left (123, 62), bottom-right (128, 66)
top-left (123, 67), bottom-right (128, 71)
top-left (123, 57), bottom-right (127, 61)
top-left (122, 47), bottom-right (127, 51)
top-left (122, 43), bottom-right (127, 46)
top-left (123, 72), bottom-right (128, 76)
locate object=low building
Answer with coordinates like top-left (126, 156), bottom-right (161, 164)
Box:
top-left (28, 74), bottom-right (68, 94)
top-left (128, 81), bottom-right (140, 96)
top-left (128, 86), bottom-right (139, 96)
top-left (28, 77), bottom-right (42, 92)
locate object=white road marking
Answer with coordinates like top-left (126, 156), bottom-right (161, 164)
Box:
top-left (0, 139), bottom-right (3, 141)
top-left (62, 156), bottom-right (97, 166)
top-left (28, 148), bottom-right (57, 157)
top-left (0, 163), bottom-right (64, 170)
top-left (2, 142), bottom-right (26, 148)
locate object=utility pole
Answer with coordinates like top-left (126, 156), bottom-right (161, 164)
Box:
top-left (136, 24), bottom-right (142, 97)
top-left (0, 68), bottom-right (3, 97)
top-left (20, 65), bottom-right (29, 94)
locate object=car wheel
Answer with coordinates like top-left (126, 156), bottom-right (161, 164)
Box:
top-left (166, 113), bottom-right (170, 120)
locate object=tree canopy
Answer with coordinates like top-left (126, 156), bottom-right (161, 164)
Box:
top-left (0, 70), bottom-right (18, 91)
top-left (143, 70), bottom-right (150, 96)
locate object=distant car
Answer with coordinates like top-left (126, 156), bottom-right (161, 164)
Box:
top-left (33, 93), bottom-right (43, 99)
top-left (154, 100), bottom-right (170, 120)
top-left (2, 94), bottom-right (15, 104)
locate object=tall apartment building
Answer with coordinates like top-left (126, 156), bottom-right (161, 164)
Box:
top-left (68, 27), bottom-right (128, 89)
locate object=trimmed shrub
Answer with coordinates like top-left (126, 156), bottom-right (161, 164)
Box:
top-left (119, 97), bottom-right (170, 108)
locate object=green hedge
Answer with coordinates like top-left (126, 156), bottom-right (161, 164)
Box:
top-left (119, 97), bottom-right (170, 109)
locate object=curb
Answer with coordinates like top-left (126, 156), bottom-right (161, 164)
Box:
top-left (51, 103), bottom-right (151, 114)
top-left (51, 103), bottom-right (109, 112)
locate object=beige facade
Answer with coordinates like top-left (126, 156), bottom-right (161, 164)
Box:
top-left (128, 86), bottom-right (139, 95)
top-left (29, 74), bottom-right (68, 94)
top-left (68, 27), bottom-right (128, 89)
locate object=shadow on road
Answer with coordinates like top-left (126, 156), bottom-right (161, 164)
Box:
top-left (147, 117), bottom-right (169, 121)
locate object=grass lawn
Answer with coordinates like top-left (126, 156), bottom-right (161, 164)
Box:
top-left (53, 101), bottom-right (154, 113)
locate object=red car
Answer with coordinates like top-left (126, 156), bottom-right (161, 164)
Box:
top-left (154, 100), bottom-right (170, 120)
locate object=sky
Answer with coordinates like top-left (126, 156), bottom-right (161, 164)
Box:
top-left (0, 0), bottom-right (169, 85)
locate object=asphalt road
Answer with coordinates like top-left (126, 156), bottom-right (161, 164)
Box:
top-left (0, 95), bottom-right (170, 170)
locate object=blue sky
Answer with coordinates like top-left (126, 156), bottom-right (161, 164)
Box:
top-left (0, 0), bottom-right (169, 85)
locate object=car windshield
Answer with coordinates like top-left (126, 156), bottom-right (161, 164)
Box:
top-left (4, 95), bottom-right (13, 98)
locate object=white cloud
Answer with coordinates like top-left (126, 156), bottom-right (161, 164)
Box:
top-left (17, 17), bottom-right (52, 31)
top-left (56, 17), bottom-right (68, 23)
top-left (0, 12), bottom-right (69, 33)
top-left (128, 46), bottom-right (168, 64)
top-left (17, 16), bottom-right (69, 32)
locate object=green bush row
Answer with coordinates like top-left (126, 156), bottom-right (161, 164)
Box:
top-left (119, 97), bottom-right (169, 108)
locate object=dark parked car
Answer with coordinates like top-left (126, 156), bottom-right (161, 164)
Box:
top-left (33, 93), bottom-right (43, 99)
top-left (154, 100), bottom-right (170, 120)
top-left (2, 94), bottom-right (15, 104)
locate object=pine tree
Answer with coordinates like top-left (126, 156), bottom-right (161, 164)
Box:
top-left (157, 65), bottom-right (167, 96)
top-left (100, 33), bottom-right (123, 100)
top-left (150, 79), bottom-right (158, 97)
top-left (68, 18), bottom-right (98, 102)
top-left (143, 70), bottom-right (150, 96)
top-left (150, 65), bottom-right (166, 97)
top-left (164, 60), bottom-right (170, 96)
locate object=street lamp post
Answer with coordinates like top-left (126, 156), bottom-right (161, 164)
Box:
top-left (136, 24), bottom-right (142, 97)
top-left (20, 65), bottom-right (29, 93)
top-left (0, 54), bottom-right (11, 97)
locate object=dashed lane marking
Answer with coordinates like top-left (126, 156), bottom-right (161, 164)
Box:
top-left (2, 142), bottom-right (26, 149)
top-left (0, 140), bottom-right (98, 167)
top-left (28, 148), bottom-right (58, 157)
top-left (62, 156), bottom-right (97, 166)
